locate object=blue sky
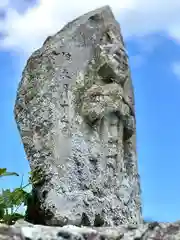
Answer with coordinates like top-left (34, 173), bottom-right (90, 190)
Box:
top-left (1, 0), bottom-right (180, 222)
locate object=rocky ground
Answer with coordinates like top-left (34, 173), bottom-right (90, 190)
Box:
top-left (1, 220), bottom-right (180, 240)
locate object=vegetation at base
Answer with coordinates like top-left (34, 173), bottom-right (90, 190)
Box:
top-left (0, 168), bottom-right (40, 225)
top-left (0, 168), bottom-right (155, 226)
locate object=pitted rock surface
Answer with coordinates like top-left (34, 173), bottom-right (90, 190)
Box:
top-left (14, 5), bottom-right (142, 226)
top-left (1, 221), bottom-right (180, 240)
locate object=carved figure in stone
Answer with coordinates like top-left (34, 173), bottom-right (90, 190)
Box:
top-left (78, 35), bottom-right (135, 175)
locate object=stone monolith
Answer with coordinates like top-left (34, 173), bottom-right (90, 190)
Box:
top-left (14, 5), bottom-right (142, 226)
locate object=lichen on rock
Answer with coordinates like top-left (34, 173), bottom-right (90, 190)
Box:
top-left (14, 5), bottom-right (142, 227)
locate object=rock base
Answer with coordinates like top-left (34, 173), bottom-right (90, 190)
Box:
top-left (1, 220), bottom-right (180, 240)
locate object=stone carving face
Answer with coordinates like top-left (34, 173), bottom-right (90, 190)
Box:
top-left (81, 43), bottom-right (130, 126)
top-left (81, 82), bottom-right (130, 124)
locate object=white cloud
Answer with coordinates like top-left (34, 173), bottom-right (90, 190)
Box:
top-left (172, 62), bottom-right (180, 78)
top-left (0, 0), bottom-right (134, 54)
top-left (0, 0), bottom-right (180, 54)
top-left (0, 0), bottom-right (9, 8)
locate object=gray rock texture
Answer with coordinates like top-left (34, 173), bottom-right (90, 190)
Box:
top-left (14, 5), bottom-right (142, 226)
top-left (2, 220), bottom-right (180, 240)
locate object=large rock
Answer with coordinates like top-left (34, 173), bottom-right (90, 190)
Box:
top-left (14, 5), bottom-right (142, 226)
top-left (1, 221), bottom-right (180, 240)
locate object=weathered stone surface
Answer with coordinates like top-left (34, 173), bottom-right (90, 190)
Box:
top-left (1, 221), bottom-right (180, 240)
top-left (14, 5), bottom-right (141, 226)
